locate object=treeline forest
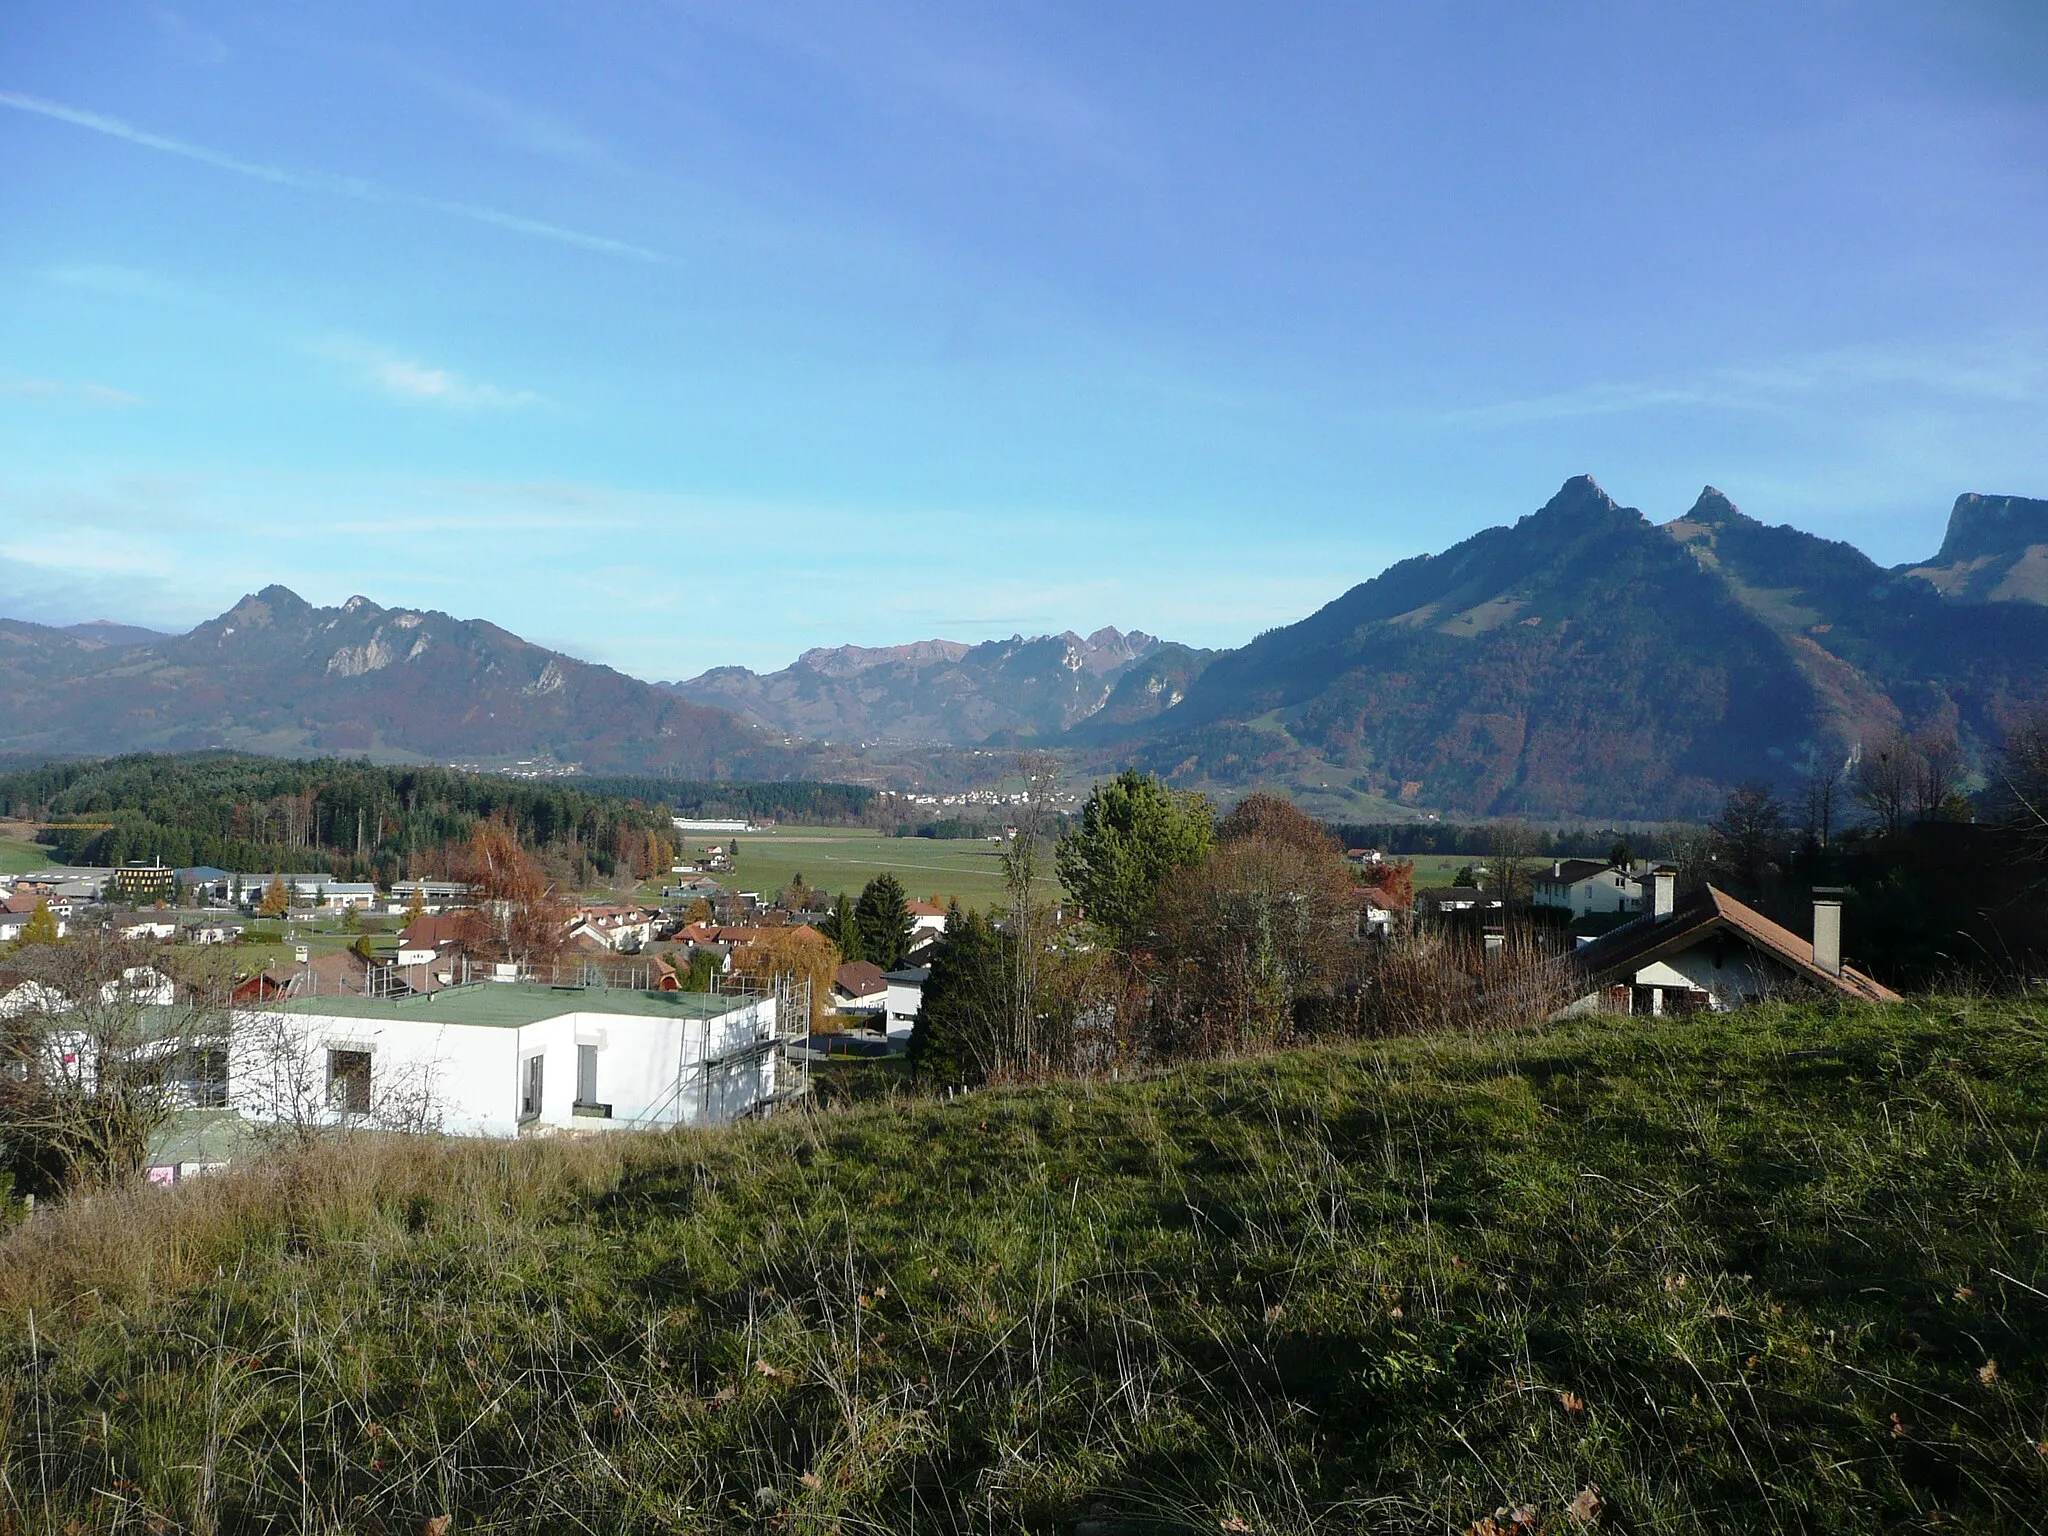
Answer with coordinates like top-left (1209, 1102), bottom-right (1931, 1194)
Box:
top-left (0, 755), bottom-right (828, 887)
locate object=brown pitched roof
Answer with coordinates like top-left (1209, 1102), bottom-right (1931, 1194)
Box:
top-left (400, 914), bottom-right (468, 949)
top-left (833, 960), bottom-right (886, 997)
top-left (1575, 884), bottom-right (1899, 1004)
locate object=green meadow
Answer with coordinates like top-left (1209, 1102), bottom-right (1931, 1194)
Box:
top-left (4, 998), bottom-right (2044, 1532)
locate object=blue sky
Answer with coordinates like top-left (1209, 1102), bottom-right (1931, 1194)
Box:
top-left (3, 1), bottom-right (2046, 678)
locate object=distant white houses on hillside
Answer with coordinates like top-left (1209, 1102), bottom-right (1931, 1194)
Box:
top-left (229, 981), bottom-right (798, 1137)
top-left (672, 817), bottom-right (756, 834)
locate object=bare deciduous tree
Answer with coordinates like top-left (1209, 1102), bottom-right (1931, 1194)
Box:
top-left (1801, 749), bottom-right (1850, 851)
top-left (1853, 731), bottom-right (1922, 837)
top-left (229, 1006), bottom-right (443, 1147)
top-left (0, 932), bottom-right (228, 1194)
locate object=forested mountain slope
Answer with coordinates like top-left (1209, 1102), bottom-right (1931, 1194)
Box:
top-left (1085, 478), bottom-right (2048, 817)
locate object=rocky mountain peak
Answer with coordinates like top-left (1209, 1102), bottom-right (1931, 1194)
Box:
top-left (1685, 486), bottom-right (1742, 525)
top-left (1517, 474), bottom-right (1640, 536)
top-left (1930, 493), bottom-right (2048, 567)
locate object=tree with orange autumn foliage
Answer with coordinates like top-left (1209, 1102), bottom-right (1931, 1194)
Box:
top-left (1360, 858), bottom-right (1414, 913)
top-left (450, 820), bottom-right (571, 968)
top-left (730, 924), bottom-right (838, 1031)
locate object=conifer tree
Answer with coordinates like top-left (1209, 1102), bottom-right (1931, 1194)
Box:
top-left (908, 904), bottom-right (1005, 1085)
top-left (853, 873), bottom-right (912, 971)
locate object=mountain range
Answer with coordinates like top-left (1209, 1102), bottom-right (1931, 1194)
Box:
top-left (0, 587), bottom-right (790, 778)
top-left (1090, 480), bottom-right (2048, 817)
top-left (0, 480), bottom-right (2042, 817)
top-left (663, 628), bottom-right (1200, 746)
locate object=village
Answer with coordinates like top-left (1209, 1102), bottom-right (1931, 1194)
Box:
top-left (2, 791), bottom-right (1909, 1194)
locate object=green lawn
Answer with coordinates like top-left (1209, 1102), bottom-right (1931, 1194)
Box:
top-left (1401, 852), bottom-right (1476, 888)
top-left (0, 833), bottom-right (56, 875)
top-left (670, 823), bottom-right (1027, 910)
top-left (4, 999), bottom-right (2044, 1532)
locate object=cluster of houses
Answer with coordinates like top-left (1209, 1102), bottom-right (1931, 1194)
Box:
top-left (5, 835), bottom-right (1901, 1190)
top-left (2, 849), bottom-right (965, 1184)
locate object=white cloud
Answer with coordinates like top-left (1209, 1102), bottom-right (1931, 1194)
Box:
top-left (1435, 331), bottom-right (2048, 429)
top-left (379, 55), bottom-right (609, 166)
top-left (0, 90), bottom-right (663, 262)
top-left (317, 339), bottom-right (542, 410)
top-left (0, 378), bottom-right (145, 407)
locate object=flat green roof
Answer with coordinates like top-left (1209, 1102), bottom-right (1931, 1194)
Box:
top-left (266, 982), bottom-right (752, 1029)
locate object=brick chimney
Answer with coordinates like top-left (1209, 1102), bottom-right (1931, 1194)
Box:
top-left (1651, 864), bottom-right (1676, 920)
top-left (1811, 887), bottom-right (1843, 977)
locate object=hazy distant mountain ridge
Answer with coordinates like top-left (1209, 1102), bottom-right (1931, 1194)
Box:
top-left (0, 586), bottom-right (792, 777)
top-left (667, 626), bottom-right (1187, 745)
top-left (1898, 493), bottom-right (2048, 604)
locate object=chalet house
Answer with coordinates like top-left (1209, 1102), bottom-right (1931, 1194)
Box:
top-left (0, 965), bottom-right (176, 1018)
top-left (0, 901), bottom-right (67, 943)
top-left (831, 960), bottom-right (888, 1018)
top-left (1533, 860), bottom-right (1642, 918)
top-left (1566, 869), bottom-right (1898, 1016)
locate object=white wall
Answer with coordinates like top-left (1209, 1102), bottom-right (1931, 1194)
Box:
top-left (883, 979), bottom-right (922, 1040)
top-left (229, 994), bottom-right (780, 1138)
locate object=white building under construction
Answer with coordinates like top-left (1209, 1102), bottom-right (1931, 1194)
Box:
top-left (229, 980), bottom-right (803, 1137)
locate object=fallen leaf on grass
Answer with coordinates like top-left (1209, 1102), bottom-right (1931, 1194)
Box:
top-left (1979, 1359), bottom-right (1999, 1385)
top-left (1567, 1484), bottom-right (1604, 1525)
top-left (1559, 1390), bottom-right (1585, 1413)
top-left (756, 1360), bottom-right (785, 1380)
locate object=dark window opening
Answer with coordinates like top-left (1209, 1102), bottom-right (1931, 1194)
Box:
top-left (327, 1049), bottom-right (371, 1114)
top-left (521, 1053), bottom-right (545, 1120)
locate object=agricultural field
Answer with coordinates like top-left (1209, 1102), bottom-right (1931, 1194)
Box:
top-left (667, 824), bottom-right (1027, 911)
top-left (0, 823), bottom-right (56, 875)
top-left (1396, 852), bottom-right (1475, 888)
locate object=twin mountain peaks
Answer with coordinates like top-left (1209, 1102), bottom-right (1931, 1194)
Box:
top-left (3, 477), bottom-right (2044, 818)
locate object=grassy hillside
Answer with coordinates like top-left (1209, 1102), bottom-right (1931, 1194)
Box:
top-left (4, 1001), bottom-right (2046, 1532)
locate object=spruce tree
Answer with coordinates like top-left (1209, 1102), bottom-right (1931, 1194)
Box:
top-left (853, 873), bottom-right (912, 972)
top-left (908, 905), bottom-right (1004, 1086)
top-left (822, 892), bottom-right (863, 963)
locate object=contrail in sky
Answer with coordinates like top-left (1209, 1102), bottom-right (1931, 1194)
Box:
top-left (0, 89), bottom-right (664, 262)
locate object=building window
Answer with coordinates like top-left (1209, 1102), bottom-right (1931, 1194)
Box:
top-left (327, 1049), bottom-right (371, 1114)
top-left (576, 1044), bottom-right (599, 1105)
top-left (190, 1046), bottom-right (229, 1109)
top-left (521, 1053), bottom-right (545, 1120)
